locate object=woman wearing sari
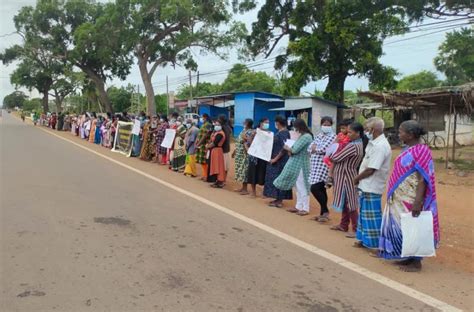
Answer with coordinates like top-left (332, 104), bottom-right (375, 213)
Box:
top-left (88, 113), bottom-right (97, 143)
top-left (207, 119), bottom-right (226, 188)
top-left (232, 118), bottom-right (253, 195)
top-left (184, 119), bottom-right (200, 177)
top-left (264, 115), bottom-right (292, 208)
top-left (329, 122), bottom-right (364, 236)
top-left (94, 116), bottom-right (103, 144)
top-left (195, 114), bottom-right (213, 180)
top-left (140, 116), bottom-right (157, 161)
top-left (170, 118), bottom-right (187, 172)
top-left (379, 120), bottom-right (439, 272)
top-left (155, 115), bottom-right (169, 165)
top-left (274, 119), bottom-right (313, 215)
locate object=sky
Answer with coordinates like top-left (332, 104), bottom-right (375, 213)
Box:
top-left (0, 0), bottom-right (470, 101)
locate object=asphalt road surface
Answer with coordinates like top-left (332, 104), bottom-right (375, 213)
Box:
top-left (1, 112), bottom-right (437, 311)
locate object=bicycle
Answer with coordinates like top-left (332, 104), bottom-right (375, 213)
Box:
top-left (421, 131), bottom-right (445, 149)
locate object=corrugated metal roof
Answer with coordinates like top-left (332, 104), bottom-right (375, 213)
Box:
top-left (268, 102), bottom-right (312, 111)
top-left (254, 97), bottom-right (284, 103)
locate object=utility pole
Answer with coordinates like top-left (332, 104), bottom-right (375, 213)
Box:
top-left (166, 75), bottom-right (169, 116)
top-left (189, 70), bottom-right (193, 100)
top-left (137, 84), bottom-right (140, 115)
top-left (194, 71), bottom-right (200, 113)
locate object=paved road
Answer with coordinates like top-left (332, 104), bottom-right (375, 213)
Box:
top-left (0, 112), bottom-right (435, 311)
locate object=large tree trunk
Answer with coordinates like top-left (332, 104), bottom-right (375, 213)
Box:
top-left (81, 67), bottom-right (114, 113)
top-left (54, 91), bottom-right (63, 113)
top-left (324, 73), bottom-right (346, 104)
top-left (138, 56), bottom-right (156, 116)
top-left (41, 91), bottom-right (49, 113)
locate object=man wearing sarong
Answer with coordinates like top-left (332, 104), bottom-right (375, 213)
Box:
top-left (353, 117), bottom-right (391, 249)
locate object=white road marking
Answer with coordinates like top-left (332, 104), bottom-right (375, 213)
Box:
top-left (39, 126), bottom-right (460, 312)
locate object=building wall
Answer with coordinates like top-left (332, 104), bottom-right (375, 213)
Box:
top-left (234, 93), bottom-right (255, 136)
top-left (442, 114), bottom-right (473, 146)
top-left (198, 105), bottom-right (229, 120)
top-left (311, 99), bottom-right (338, 134)
top-left (254, 101), bottom-right (285, 133)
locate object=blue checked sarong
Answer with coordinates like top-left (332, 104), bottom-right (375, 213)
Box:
top-left (356, 192), bottom-right (382, 248)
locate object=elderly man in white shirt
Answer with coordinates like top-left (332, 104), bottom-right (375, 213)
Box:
top-left (353, 117), bottom-right (392, 249)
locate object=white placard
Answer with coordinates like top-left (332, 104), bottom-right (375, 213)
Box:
top-left (131, 119), bottom-right (141, 135)
top-left (285, 139), bottom-right (296, 149)
top-left (248, 128), bottom-right (274, 162)
top-left (160, 129), bottom-right (176, 149)
top-left (289, 130), bottom-right (300, 140)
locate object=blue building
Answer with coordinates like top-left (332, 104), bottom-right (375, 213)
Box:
top-left (195, 92), bottom-right (285, 136)
top-left (270, 96), bottom-right (347, 134)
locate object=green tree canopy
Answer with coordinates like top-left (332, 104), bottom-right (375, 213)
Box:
top-left (246, 0), bottom-right (409, 103)
top-left (123, 0), bottom-right (249, 115)
top-left (23, 98), bottom-right (42, 112)
top-left (434, 27), bottom-right (474, 86)
top-left (107, 85), bottom-right (133, 113)
top-left (396, 70), bottom-right (440, 91)
top-left (220, 64), bottom-right (278, 93)
top-left (12, 0), bottom-right (134, 113)
top-left (3, 91), bottom-right (27, 109)
top-left (176, 82), bottom-right (222, 100)
top-left (245, 1), bottom-right (472, 103)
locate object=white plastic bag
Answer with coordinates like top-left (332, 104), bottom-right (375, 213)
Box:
top-left (401, 211), bottom-right (436, 257)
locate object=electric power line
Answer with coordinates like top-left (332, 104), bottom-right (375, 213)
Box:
top-left (384, 23), bottom-right (471, 46)
top-left (407, 16), bottom-right (473, 29)
top-left (0, 32), bottom-right (18, 38)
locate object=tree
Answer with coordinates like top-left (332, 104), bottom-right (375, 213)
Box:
top-left (108, 85), bottom-right (133, 113)
top-left (15, 0), bottom-right (134, 113)
top-left (246, 1), bottom-right (408, 103)
top-left (3, 91), bottom-right (27, 109)
top-left (0, 3), bottom-right (66, 114)
top-left (124, 0), bottom-right (249, 115)
top-left (154, 94), bottom-right (168, 115)
top-left (434, 27), bottom-right (474, 85)
top-left (220, 64), bottom-right (278, 93)
top-left (246, 1), bottom-right (472, 103)
top-left (176, 82), bottom-right (222, 99)
top-left (23, 98), bottom-right (42, 112)
top-left (50, 71), bottom-right (83, 112)
top-left (64, 0), bottom-right (133, 113)
top-left (397, 71), bottom-right (440, 91)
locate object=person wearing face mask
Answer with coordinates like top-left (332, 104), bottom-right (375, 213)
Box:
top-left (263, 115), bottom-right (292, 208)
top-left (246, 118), bottom-right (271, 198)
top-left (323, 119), bottom-right (352, 188)
top-left (155, 115), bottom-right (169, 165)
top-left (352, 117), bottom-right (392, 250)
top-left (308, 116), bottom-right (337, 222)
top-left (170, 116), bottom-right (187, 172)
top-left (206, 120), bottom-right (226, 188)
top-left (184, 119), bottom-right (200, 177)
top-left (195, 113), bottom-right (213, 180)
top-left (274, 119), bottom-right (313, 215)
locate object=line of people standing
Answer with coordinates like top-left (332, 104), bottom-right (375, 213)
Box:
top-left (49, 110), bottom-right (438, 272)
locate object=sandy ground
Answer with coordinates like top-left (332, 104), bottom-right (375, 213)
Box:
top-left (3, 113), bottom-right (474, 311)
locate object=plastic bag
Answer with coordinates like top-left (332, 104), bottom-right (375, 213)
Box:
top-left (401, 211), bottom-right (436, 258)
